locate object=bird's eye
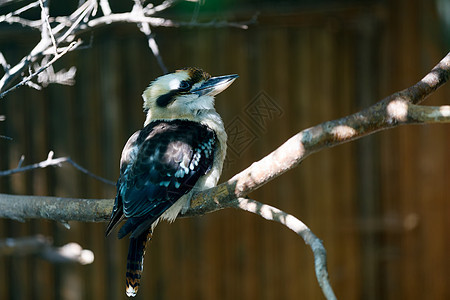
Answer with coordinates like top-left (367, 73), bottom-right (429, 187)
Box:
top-left (178, 80), bottom-right (191, 91)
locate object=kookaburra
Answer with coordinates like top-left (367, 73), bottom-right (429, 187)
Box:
top-left (105, 67), bottom-right (237, 297)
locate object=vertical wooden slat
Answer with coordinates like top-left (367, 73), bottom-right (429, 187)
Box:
top-left (32, 75), bottom-right (54, 300)
top-left (234, 27), bottom-right (260, 300)
top-left (383, 1), bottom-right (424, 300)
top-left (289, 27), bottom-right (315, 300)
top-left (354, 13), bottom-right (382, 300)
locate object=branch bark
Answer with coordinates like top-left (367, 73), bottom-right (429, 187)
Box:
top-left (0, 193), bottom-right (111, 223)
top-left (0, 235), bottom-right (94, 265)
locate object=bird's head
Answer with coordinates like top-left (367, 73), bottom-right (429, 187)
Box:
top-left (142, 67), bottom-right (238, 125)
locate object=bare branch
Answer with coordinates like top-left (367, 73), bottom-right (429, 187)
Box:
top-left (0, 193), bottom-right (112, 222)
top-left (0, 151), bottom-right (115, 186)
top-left (17, 154), bottom-right (25, 168)
top-left (82, 13), bottom-right (179, 28)
top-left (82, 12), bottom-right (256, 30)
top-left (175, 13), bottom-right (259, 30)
top-left (0, 0), bottom-right (254, 95)
top-left (133, 1), bottom-right (168, 73)
top-left (0, 52), bottom-right (10, 73)
top-left (0, 40), bottom-right (80, 99)
top-left (0, 15), bottom-right (42, 28)
top-left (0, 1), bottom-right (40, 28)
top-left (236, 198), bottom-right (337, 300)
top-left (56, 0), bottom-right (97, 44)
top-left (25, 79), bottom-right (43, 90)
top-left (38, 0), bottom-right (58, 54)
top-left (0, 235), bottom-right (94, 265)
top-left (144, 0), bottom-right (180, 14)
top-left (3, 1), bottom-right (40, 16)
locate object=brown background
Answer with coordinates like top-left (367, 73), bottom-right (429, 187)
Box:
top-left (0, 0), bottom-right (449, 299)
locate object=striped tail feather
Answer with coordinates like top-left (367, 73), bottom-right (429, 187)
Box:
top-left (126, 229), bottom-right (152, 297)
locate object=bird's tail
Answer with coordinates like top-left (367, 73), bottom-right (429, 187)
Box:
top-left (125, 229), bottom-right (152, 297)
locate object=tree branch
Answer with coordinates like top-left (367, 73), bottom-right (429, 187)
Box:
top-left (133, 0), bottom-right (168, 74)
top-left (0, 193), bottom-right (112, 222)
top-left (0, 52), bottom-right (447, 222)
top-left (38, 0), bottom-right (58, 54)
top-left (235, 198), bottom-right (337, 300)
top-left (0, 151), bottom-right (115, 186)
top-left (1, 52), bottom-right (448, 300)
top-left (0, 235), bottom-right (94, 265)
top-left (184, 52), bottom-right (450, 209)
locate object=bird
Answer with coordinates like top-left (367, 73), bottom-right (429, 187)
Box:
top-left (105, 67), bottom-right (237, 297)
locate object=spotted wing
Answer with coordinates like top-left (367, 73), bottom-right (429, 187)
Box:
top-left (115, 120), bottom-right (216, 239)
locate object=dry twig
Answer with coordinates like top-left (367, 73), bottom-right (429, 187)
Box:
top-left (0, 151), bottom-right (115, 186)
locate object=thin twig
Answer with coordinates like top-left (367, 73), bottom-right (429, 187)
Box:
top-left (144, 0), bottom-right (179, 14)
top-left (0, 52), bottom-right (10, 73)
top-left (0, 15), bottom-right (42, 28)
top-left (179, 13), bottom-right (259, 30)
top-left (133, 1), bottom-right (168, 73)
top-left (6, 0), bottom-right (40, 16)
top-left (0, 1), bottom-right (40, 24)
top-left (38, 0), bottom-right (58, 54)
top-left (17, 155), bottom-right (25, 168)
top-left (0, 0), bottom-right (255, 94)
top-left (64, 157), bottom-right (115, 186)
top-left (56, 0), bottom-right (96, 44)
top-left (0, 151), bottom-right (115, 186)
top-left (0, 41), bottom-right (80, 99)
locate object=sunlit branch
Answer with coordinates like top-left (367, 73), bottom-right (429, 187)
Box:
top-left (235, 198), bottom-right (337, 300)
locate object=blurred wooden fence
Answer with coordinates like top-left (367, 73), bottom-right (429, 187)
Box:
top-left (0, 0), bottom-right (449, 299)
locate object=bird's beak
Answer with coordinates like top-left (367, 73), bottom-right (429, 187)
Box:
top-left (191, 74), bottom-right (238, 97)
